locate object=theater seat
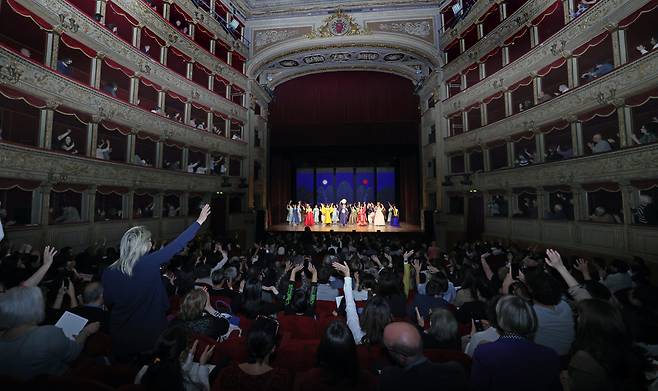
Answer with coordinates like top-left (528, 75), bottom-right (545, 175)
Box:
top-left (277, 314), bottom-right (321, 340)
top-left (424, 349), bottom-right (472, 373)
top-left (357, 344), bottom-right (393, 374)
top-left (273, 339), bottom-right (319, 372)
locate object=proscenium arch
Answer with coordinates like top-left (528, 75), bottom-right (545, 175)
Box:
top-left (246, 33), bottom-right (441, 81)
top-left (268, 65), bottom-right (421, 90)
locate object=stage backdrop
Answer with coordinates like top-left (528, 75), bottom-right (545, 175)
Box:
top-left (295, 167), bottom-right (395, 205)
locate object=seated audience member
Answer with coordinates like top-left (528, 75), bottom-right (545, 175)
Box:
top-left (602, 259), bottom-right (633, 294)
top-left (631, 123), bottom-right (658, 145)
top-left (315, 266), bottom-right (338, 301)
top-left (70, 281), bottom-right (110, 333)
top-left (470, 296), bottom-right (561, 390)
top-left (569, 299), bottom-right (648, 391)
top-left (0, 286), bottom-right (100, 380)
top-left (633, 194), bottom-right (658, 225)
top-left (101, 204), bottom-right (211, 357)
top-left (454, 268), bottom-right (488, 307)
top-left (136, 325), bottom-right (214, 391)
top-left (214, 317), bottom-right (292, 391)
top-left (589, 206), bottom-right (619, 224)
top-left (544, 203), bottom-right (567, 220)
top-left (587, 133), bottom-right (612, 154)
top-left (334, 261), bottom-right (392, 345)
top-left (376, 267), bottom-right (407, 318)
top-left (409, 266), bottom-right (449, 319)
top-left (570, 0), bottom-right (597, 18)
top-left (581, 62), bottom-right (613, 81)
top-left (464, 295), bottom-right (501, 357)
top-left (415, 307), bottom-right (461, 350)
top-left (172, 288), bottom-right (230, 339)
top-left (232, 277), bottom-right (282, 319)
top-left (524, 268), bottom-right (574, 356)
top-left (208, 270), bottom-right (237, 298)
top-left (284, 262), bottom-right (318, 316)
top-left (294, 320), bottom-right (373, 391)
top-left (380, 322), bottom-right (467, 391)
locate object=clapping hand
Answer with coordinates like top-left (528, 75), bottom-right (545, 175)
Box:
top-left (415, 307), bottom-right (424, 328)
top-left (411, 259), bottom-right (421, 273)
top-left (43, 246), bottom-right (57, 267)
top-left (332, 261), bottom-right (350, 278)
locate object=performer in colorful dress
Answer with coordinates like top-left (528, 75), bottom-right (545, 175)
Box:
top-left (296, 201), bottom-right (303, 225)
top-left (339, 202), bottom-right (349, 226)
top-left (349, 204), bottom-right (358, 225)
top-left (357, 204), bottom-right (368, 226)
top-left (367, 203), bottom-right (375, 225)
top-left (322, 203), bottom-right (333, 225)
top-left (374, 202), bottom-right (386, 226)
top-left (391, 204), bottom-right (400, 227)
top-left (331, 203), bottom-right (339, 225)
top-left (291, 203), bottom-right (299, 226)
top-left (313, 204), bottom-right (320, 225)
top-left (304, 203), bottom-right (315, 227)
top-left (286, 201), bottom-right (293, 225)
top-left (387, 203), bottom-right (394, 224)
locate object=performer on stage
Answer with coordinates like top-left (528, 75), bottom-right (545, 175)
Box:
top-left (313, 204), bottom-right (320, 225)
top-left (331, 203), bottom-right (339, 225)
top-left (357, 203), bottom-right (368, 226)
top-left (349, 203), bottom-right (358, 225)
top-left (304, 203), bottom-right (315, 227)
top-left (296, 201), bottom-right (303, 225)
top-left (291, 202), bottom-right (300, 226)
top-left (367, 203), bottom-right (375, 225)
top-left (339, 201), bottom-right (349, 226)
top-left (321, 203), bottom-right (333, 225)
top-left (286, 201), bottom-right (293, 225)
top-left (387, 202), bottom-right (394, 224)
top-left (374, 202), bottom-right (386, 226)
top-left (391, 204), bottom-right (400, 227)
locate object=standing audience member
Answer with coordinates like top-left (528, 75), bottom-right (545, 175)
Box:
top-left (380, 321), bottom-right (468, 391)
top-left (101, 204), bottom-right (211, 357)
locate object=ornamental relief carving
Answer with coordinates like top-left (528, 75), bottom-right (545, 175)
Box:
top-left (443, 49), bottom-right (658, 153)
top-left (442, 0), bottom-right (644, 113)
top-left (443, 0), bottom-right (556, 79)
top-left (0, 144), bottom-right (227, 192)
top-left (29, 0), bottom-right (247, 119)
top-left (468, 144), bottom-right (658, 190)
top-left (253, 27), bottom-right (313, 54)
top-left (366, 19), bottom-right (435, 44)
top-left (0, 49), bottom-right (248, 157)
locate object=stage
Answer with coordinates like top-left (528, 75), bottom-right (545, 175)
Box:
top-left (268, 222), bottom-right (422, 233)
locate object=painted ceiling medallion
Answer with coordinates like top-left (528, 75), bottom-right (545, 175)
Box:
top-left (279, 59), bottom-right (300, 67)
top-left (306, 10), bottom-right (366, 38)
top-left (383, 53), bottom-right (405, 62)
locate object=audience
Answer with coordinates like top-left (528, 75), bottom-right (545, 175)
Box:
top-left (1, 227), bottom-right (657, 390)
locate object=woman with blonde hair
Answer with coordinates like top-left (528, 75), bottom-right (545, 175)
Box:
top-left (172, 288), bottom-right (229, 339)
top-left (102, 204), bottom-right (211, 357)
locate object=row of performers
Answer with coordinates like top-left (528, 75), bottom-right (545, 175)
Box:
top-left (286, 201), bottom-right (400, 227)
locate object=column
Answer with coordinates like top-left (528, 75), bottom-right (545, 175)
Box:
top-left (86, 121), bottom-right (98, 158)
top-left (502, 47), bottom-right (510, 67)
top-left (462, 111), bottom-right (469, 133)
top-left (459, 38), bottom-right (466, 54)
top-left (155, 139), bottom-right (164, 168)
top-left (209, 39), bottom-right (216, 55)
top-left (126, 132), bottom-right (136, 163)
top-left (611, 28), bottom-right (628, 67)
top-left (132, 25), bottom-right (142, 48)
top-left (506, 139), bottom-right (514, 167)
top-left (90, 55), bottom-right (103, 89)
top-left (567, 57), bottom-right (579, 88)
top-left (535, 131), bottom-right (546, 162)
top-left (129, 76), bottom-right (140, 105)
top-left (95, 0), bottom-right (107, 24)
top-left (154, 192), bottom-right (164, 218)
top-left (182, 146), bottom-right (189, 169)
top-left (500, 2), bottom-right (507, 20)
top-left (483, 147), bottom-right (491, 172)
top-left (39, 184), bottom-right (52, 226)
top-left (477, 23), bottom-right (484, 40)
top-left (206, 112), bottom-right (213, 132)
top-left (572, 187), bottom-right (585, 222)
top-left (186, 61), bottom-right (194, 80)
top-left (532, 76), bottom-right (541, 104)
top-left (620, 182), bottom-right (633, 251)
top-left (460, 74), bottom-right (467, 91)
top-left (162, 2), bottom-right (171, 20)
top-left (478, 63), bottom-right (486, 81)
top-left (563, 0), bottom-right (574, 23)
top-left (84, 186), bottom-right (96, 223)
top-left (208, 73), bottom-right (215, 91)
top-left (504, 91), bottom-right (513, 117)
top-left (157, 91), bottom-right (166, 111)
top-left (124, 190), bottom-right (134, 220)
top-left (160, 46), bottom-right (168, 66)
top-left (44, 32), bottom-right (60, 69)
top-left (181, 193), bottom-right (190, 217)
top-left (571, 121), bottom-right (584, 156)
top-left (481, 103), bottom-right (488, 125)
top-left (619, 105), bottom-right (634, 148)
top-left (184, 102), bottom-right (191, 124)
top-left (227, 50), bottom-right (233, 66)
top-left (38, 104), bottom-right (56, 149)
top-left (464, 150), bottom-right (471, 173)
top-left (188, 23), bottom-right (195, 40)
top-left (530, 25), bottom-right (540, 48)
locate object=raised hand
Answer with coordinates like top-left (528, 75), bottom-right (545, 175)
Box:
top-left (411, 259), bottom-right (421, 273)
top-left (544, 249), bottom-right (564, 269)
top-left (199, 344), bottom-right (215, 365)
top-left (196, 204), bottom-right (211, 225)
top-left (403, 250), bottom-right (415, 261)
top-left (332, 261), bottom-right (350, 277)
top-left (43, 246), bottom-right (57, 267)
top-left (307, 262), bottom-right (317, 274)
top-left (284, 261), bottom-right (293, 272)
top-left (415, 307), bottom-right (424, 328)
top-left (574, 258), bottom-right (591, 280)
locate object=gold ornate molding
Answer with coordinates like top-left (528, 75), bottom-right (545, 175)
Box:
top-left (306, 10), bottom-right (367, 39)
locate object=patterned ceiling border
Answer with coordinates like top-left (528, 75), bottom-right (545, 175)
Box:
top-left (252, 26), bottom-right (313, 54)
top-left (366, 18), bottom-right (435, 44)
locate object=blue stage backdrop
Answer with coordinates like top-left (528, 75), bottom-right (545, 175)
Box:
top-left (376, 167), bottom-right (396, 205)
top-left (335, 168), bottom-right (354, 202)
top-left (316, 168), bottom-right (335, 204)
top-left (295, 168), bottom-right (314, 205)
top-left (355, 168), bottom-right (375, 203)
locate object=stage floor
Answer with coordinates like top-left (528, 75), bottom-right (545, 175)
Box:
top-left (268, 222), bottom-right (422, 233)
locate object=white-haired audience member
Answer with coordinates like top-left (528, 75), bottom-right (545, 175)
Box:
top-left (0, 286), bottom-right (100, 380)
